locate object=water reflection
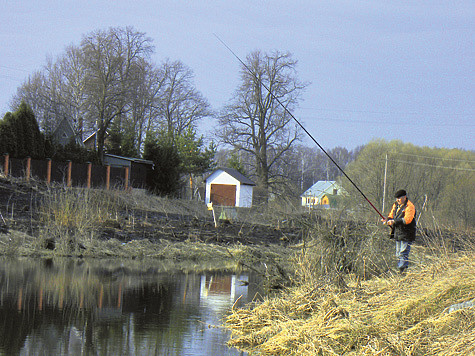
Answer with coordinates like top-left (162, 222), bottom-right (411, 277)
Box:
top-left (0, 257), bottom-right (260, 355)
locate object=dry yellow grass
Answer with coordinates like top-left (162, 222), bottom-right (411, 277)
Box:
top-left (225, 252), bottom-right (475, 355)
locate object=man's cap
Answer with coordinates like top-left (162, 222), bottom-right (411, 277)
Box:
top-left (394, 189), bottom-right (407, 198)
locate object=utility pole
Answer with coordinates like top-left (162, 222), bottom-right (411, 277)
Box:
top-left (326, 158), bottom-right (329, 181)
top-left (382, 154), bottom-right (388, 213)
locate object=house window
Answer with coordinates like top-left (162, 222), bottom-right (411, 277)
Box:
top-left (333, 188), bottom-right (338, 195)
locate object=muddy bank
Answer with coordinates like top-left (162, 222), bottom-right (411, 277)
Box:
top-left (0, 178), bottom-right (302, 245)
top-left (0, 177), bottom-right (304, 287)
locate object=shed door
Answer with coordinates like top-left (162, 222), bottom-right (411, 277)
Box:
top-left (210, 184), bottom-right (236, 206)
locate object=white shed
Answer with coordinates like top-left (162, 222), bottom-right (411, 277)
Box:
top-left (205, 168), bottom-right (255, 208)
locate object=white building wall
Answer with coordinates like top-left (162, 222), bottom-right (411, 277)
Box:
top-left (238, 185), bottom-right (253, 208)
top-left (205, 171), bottom-right (239, 205)
top-left (205, 170), bottom-right (254, 207)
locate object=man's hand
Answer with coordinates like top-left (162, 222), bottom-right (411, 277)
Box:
top-left (381, 218), bottom-right (394, 226)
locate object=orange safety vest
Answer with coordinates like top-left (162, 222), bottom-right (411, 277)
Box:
top-left (388, 199), bottom-right (417, 242)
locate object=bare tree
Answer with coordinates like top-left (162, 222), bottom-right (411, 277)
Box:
top-left (122, 59), bottom-right (166, 155)
top-left (217, 50), bottom-right (308, 201)
top-left (80, 26), bottom-right (154, 159)
top-left (11, 71), bottom-right (53, 131)
top-left (58, 45), bottom-right (88, 137)
top-left (157, 59), bottom-right (211, 137)
top-left (10, 26), bottom-right (211, 160)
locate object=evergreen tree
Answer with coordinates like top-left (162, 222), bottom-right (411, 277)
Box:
top-left (227, 151), bottom-right (247, 175)
top-left (52, 138), bottom-right (99, 163)
top-left (106, 119), bottom-right (139, 158)
top-left (106, 120), bottom-right (123, 156)
top-left (143, 132), bottom-right (182, 196)
top-left (175, 128), bottom-right (216, 176)
top-left (0, 112), bottom-right (17, 156)
top-left (14, 102), bottom-right (45, 158)
top-left (0, 102), bottom-right (44, 158)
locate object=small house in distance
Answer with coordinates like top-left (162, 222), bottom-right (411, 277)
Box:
top-left (205, 167), bottom-right (255, 208)
top-left (52, 117), bottom-right (84, 147)
top-left (301, 180), bottom-right (346, 208)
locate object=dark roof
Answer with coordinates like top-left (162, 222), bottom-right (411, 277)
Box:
top-left (52, 117), bottom-right (84, 147)
top-left (206, 167), bottom-right (256, 186)
top-left (103, 153), bottom-right (154, 166)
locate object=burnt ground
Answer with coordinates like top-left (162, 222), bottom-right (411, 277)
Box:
top-left (0, 178), bottom-right (304, 249)
top-left (1, 177), bottom-right (470, 252)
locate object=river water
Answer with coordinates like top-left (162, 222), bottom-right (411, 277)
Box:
top-left (0, 257), bottom-right (262, 356)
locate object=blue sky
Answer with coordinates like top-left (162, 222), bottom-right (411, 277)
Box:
top-left (1, 1), bottom-right (473, 150)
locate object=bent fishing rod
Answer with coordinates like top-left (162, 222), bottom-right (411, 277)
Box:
top-left (0, 210), bottom-right (7, 230)
top-left (214, 34), bottom-right (386, 220)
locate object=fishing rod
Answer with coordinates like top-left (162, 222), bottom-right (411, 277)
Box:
top-left (0, 210), bottom-right (7, 232)
top-left (214, 34), bottom-right (386, 220)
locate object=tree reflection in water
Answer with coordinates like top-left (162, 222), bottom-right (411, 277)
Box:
top-left (0, 257), bottom-right (258, 355)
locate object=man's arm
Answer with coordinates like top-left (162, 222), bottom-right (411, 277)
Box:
top-left (383, 203), bottom-right (396, 225)
top-left (402, 201), bottom-right (415, 224)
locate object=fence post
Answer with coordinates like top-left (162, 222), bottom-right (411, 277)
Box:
top-left (3, 153), bottom-right (9, 178)
top-left (106, 165), bottom-right (110, 190)
top-left (66, 160), bottom-right (72, 187)
top-left (87, 162), bottom-right (92, 189)
top-left (46, 158), bottom-right (52, 185)
top-left (124, 166), bottom-right (129, 191)
top-left (25, 157), bottom-right (31, 182)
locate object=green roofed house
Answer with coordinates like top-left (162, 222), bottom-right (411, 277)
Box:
top-left (301, 180), bottom-right (346, 209)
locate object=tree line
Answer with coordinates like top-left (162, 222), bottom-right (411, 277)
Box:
top-left (0, 102), bottom-right (97, 163)
top-left (7, 26), bottom-right (323, 201)
top-left (11, 27), bottom-right (211, 160)
top-left (8, 27), bottom-right (215, 195)
top-left (343, 140), bottom-right (474, 229)
top-left (3, 26), bottom-right (474, 225)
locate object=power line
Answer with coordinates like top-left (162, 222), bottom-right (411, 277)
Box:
top-left (298, 106), bottom-right (474, 119)
top-left (0, 75), bottom-right (23, 82)
top-left (298, 115), bottom-right (475, 127)
top-left (396, 152), bottom-right (475, 163)
top-left (0, 65), bottom-right (30, 73)
top-left (381, 158), bottom-right (475, 172)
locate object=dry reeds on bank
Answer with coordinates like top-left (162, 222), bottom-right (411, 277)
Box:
top-left (36, 187), bottom-right (126, 253)
top-left (225, 252), bottom-right (475, 355)
top-left (292, 216), bottom-right (396, 285)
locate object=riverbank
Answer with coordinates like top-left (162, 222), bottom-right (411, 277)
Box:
top-left (3, 177), bottom-right (475, 355)
top-left (0, 176), bottom-right (303, 284)
top-left (225, 251), bottom-right (475, 355)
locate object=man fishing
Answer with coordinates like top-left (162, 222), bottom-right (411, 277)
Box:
top-left (382, 189), bottom-right (417, 274)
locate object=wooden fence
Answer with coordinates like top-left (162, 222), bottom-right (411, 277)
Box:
top-left (0, 154), bottom-right (147, 190)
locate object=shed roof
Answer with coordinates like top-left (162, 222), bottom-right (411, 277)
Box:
top-left (205, 167), bottom-right (256, 186)
top-left (103, 153), bottom-right (154, 166)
